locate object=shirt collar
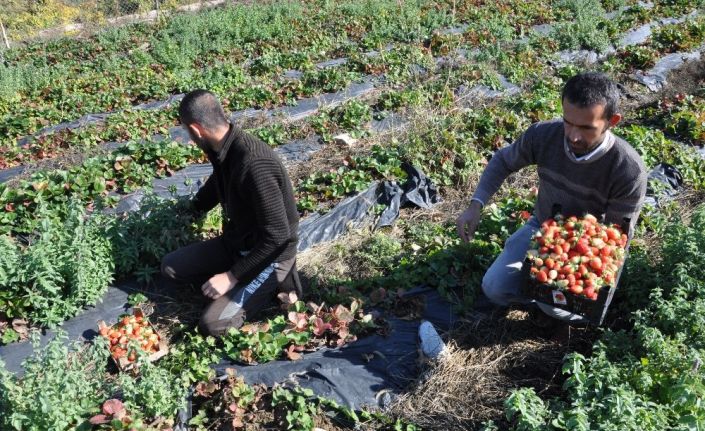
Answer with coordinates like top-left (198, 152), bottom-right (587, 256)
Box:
top-left (217, 123), bottom-right (237, 164)
top-left (564, 130), bottom-right (614, 164)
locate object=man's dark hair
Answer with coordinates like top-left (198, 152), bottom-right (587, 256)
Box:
top-left (561, 72), bottom-right (620, 119)
top-left (179, 89), bottom-right (229, 130)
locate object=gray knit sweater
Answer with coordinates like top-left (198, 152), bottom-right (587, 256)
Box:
top-left (472, 119), bottom-right (647, 235)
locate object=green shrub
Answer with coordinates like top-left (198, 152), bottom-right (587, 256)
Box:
top-left (0, 201), bottom-right (113, 327)
top-left (551, 0), bottom-right (611, 53)
top-left (0, 333), bottom-right (111, 431)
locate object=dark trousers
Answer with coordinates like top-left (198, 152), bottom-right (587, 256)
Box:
top-left (161, 236), bottom-right (301, 336)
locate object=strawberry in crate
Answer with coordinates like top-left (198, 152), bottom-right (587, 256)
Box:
top-left (526, 214), bottom-right (628, 300)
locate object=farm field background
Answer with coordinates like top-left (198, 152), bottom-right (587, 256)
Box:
top-left (1, 0), bottom-right (705, 430)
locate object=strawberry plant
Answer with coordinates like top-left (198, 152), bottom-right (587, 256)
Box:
top-left (615, 124), bottom-right (705, 189)
top-left (609, 15), bottom-right (705, 73)
top-left (331, 99), bottom-right (373, 138)
top-left (221, 294), bottom-right (375, 364)
top-left (638, 90), bottom-right (705, 146)
top-left (0, 139), bottom-right (204, 234)
top-left (160, 328), bottom-right (220, 385)
top-left (300, 68), bottom-right (361, 95)
top-left (253, 123), bottom-right (289, 147)
top-left (272, 386), bottom-right (318, 431)
top-left (373, 88), bottom-right (427, 119)
top-left (296, 145), bottom-right (405, 212)
top-left (651, 16), bottom-right (705, 53)
top-left (189, 370), bottom-right (267, 430)
top-left (616, 45), bottom-right (660, 71)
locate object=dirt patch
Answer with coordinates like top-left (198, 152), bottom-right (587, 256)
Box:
top-left (620, 55), bottom-right (705, 116)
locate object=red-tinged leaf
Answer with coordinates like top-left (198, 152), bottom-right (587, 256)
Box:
top-left (296, 317), bottom-right (308, 332)
top-left (313, 317), bottom-right (332, 337)
top-left (89, 414), bottom-right (110, 425)
top-left (240, 324), bottom-right (257, 334)
top-left (194, 381), bottom-right (219, 397)
top-left (102, 399), bottom-right (125, 416)
top-left (288, 312), bottom-right (309, 331)
top-left (285, 345), bottom-right (303, 361)
top-left (228, 402), bottom-right (239, 413)
top-left (241, 349), bottom-right (255, 364)
top-left (307, 301), bottom-right (323, 314)
top-left (332, 305), bottom-right (353, 323)
top-left (277, 291), bottom-right (298, 305)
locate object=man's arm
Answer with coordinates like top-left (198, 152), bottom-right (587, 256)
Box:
top-left (457, 125), bottom-right (539, 241)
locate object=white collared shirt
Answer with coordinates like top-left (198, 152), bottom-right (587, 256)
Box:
top-left (564, 130), bottom-right (614, 163)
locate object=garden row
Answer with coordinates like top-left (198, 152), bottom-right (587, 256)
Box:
top-left (1, 0), bottom-right (699, 146)
top-left (4, 0), bottom-right (703, 176)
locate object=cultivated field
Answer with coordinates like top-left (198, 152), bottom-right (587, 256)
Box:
top-left (1, 0), bottom-right (705, 430)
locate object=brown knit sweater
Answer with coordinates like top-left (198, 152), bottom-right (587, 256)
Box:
top-left (193, 125), bottom-right (299, 282)
top-left (472, 119), bottom-right (647, 236)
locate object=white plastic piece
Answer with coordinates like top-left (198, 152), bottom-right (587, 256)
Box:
top-left (418, 320), bottom-right (447, 360)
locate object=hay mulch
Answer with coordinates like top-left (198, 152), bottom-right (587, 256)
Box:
top-left (390, 309), bottom-right (598, 430)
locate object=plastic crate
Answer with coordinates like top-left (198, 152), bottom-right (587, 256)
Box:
top-left (521, 256), bottom-right (624, 326)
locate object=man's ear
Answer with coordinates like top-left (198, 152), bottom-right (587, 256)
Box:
top-left (187, 123), bottom-right (204, 139)
top-left (608, 113), bottom-right (622, 128)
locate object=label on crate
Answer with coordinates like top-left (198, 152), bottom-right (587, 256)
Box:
top-left (552, 290), bottom-right (568, 305)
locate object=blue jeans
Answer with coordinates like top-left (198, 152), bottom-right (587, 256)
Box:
top-left (481, 217), bottom-right (588, 323)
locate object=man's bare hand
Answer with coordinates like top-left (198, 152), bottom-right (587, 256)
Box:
top-left (456, 200), bottom-right (483, 242)
top-left (201, 271), bottom-right (238, 300)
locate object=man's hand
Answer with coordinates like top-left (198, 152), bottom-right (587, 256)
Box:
top-left (456, 200), bottom-right (483, 242)
top-left (201, 271), bottom-right (238, 300)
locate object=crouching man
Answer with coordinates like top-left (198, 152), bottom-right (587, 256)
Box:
top-left (456, 72), bottom-right (647, 326)
top-left (162, 89), bottom-right (301, 336)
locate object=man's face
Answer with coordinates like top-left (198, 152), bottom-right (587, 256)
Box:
top-left (562, 99), bottom-right (619, 155)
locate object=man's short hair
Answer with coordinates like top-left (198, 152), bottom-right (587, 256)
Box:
top-left (179, 89), bottom-right (229, 130)
top-left (561, 72), bottom-right (620, 119)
